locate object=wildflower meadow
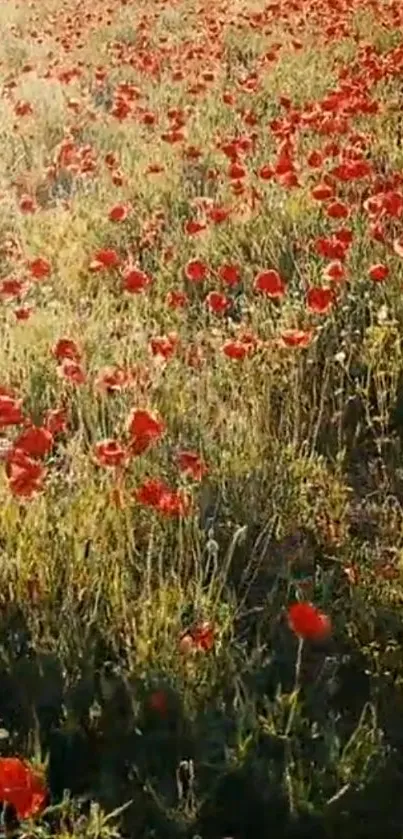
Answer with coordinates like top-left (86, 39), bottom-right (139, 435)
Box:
top-left (1, 0), bottom-right (403, 836)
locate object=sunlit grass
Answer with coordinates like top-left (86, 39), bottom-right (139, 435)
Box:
top-left (1, 0), bottom-right (403, 836)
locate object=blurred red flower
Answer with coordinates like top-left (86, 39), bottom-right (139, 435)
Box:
top-left (27, 257), bottom-right (51, 280)
top-left (108, 203), bottom-right (130, 222)
top-left (311, 183), bottom-right (334, 201)
top-left (58, 359), bottom-right (87, 385)
top-left (222, 338), bottom-right (253, 360)
top-left (368, 263), bottom-right (389, 283)
top-left (0, 394), bottom-right (24, 428)
top-left (89, 248), bottom-right (120, 271)
top-left (218, 263), bottom-right (241, 286)
top-left (150, 333), bottom-right (179, 360)
top-left (323, 261), bottom-right (346, 283)
top-left (134, 478), bottom-right (190, 517)
top-left (179, 621), bottom-right (215, 653)
top-left (279, 329), bottom-right (313, 348)
top-left (191, 621), bottom-right (215, 650)
top-left (0, 758), bottom-right (47, 820)
top-left (158, 488), bottom-right (191, 518)
top-left (149, 690), bottom-right (168, 717)
top-left (287, 602), bottom-right (331, 641)
top-left (205, 291), bottom-right (230, 314)
top-left (52, 339), bottom-right (81, 363)
top-left (326, 200), bottom-right (349, 219)
top-left (94, 439), bottom-right (127, 468)
top-left (185, 259), bottom-right (208, 282)
top-left (6, 450), bottom-right (46, 498)
top-left (14, 425), bottom-right (53, 458)
top-left (19, 195), bottom-right (37, 214)
top-left (165, 289), bottom-right (189, 309)
top-left (127, 409), bottom-right (165, 455)
top-left (306, 286), bottom-right (334, 314)
top-left (177, 450), bottom-right (208, 480)
top-left (123, 267), bottom-right (153, 293)
top-left (14, 307), bottom-right (33, 321)
top-left (184, 220), bottom-right (207, 235)
top-left (44, 407), bottom-right (68, 435)
top-left (134, 477), bottom-right (167, 508)
top-left (253, 269), bottom-right (286, 298)
top-left (95, 365), bottom-right (131, 393)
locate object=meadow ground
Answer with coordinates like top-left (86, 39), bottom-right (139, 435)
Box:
top-left (2, 0), bottom-right (403, 836)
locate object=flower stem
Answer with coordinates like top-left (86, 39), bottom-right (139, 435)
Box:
top-left (285, 636), bottom-right (304, 738)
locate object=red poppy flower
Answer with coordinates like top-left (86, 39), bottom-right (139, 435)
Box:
top-left (0, 271), bottom-right (21, 298)
top-left (314, 236), bottom-right (348, 261)
top-left (149, 333), bottom-right (179, 360)
top-left (218, 263), bottom-right (241, 286)
top-left (58, 359), bottom-right (86, 385)
top-left (0, 278), bottom-right (26, 300)
top-left (111, 170), bottom-right (125, 187)
top-left (326, 200), bottom-right (349, 219)
top-left (369, 222), bottom-right (386, 244)
top-left (331, 160), bottom-right (372, 181)
top-left (334, 228), bottom-right (353, 246)
top-left (179, 621), bottom-right (215, 653)
top-left (253, 269), bottom-right (286, 298)
top-left (14, 100), bottom-right (33, 117)
top-left (191, 621), bottom-right (215, 650)
top-left (127, 409), bottom-right (165, 454)
top-left (6, 450), bottom-right (47, 498)
top-left (208, 205), bottom-right (231, 224)
top-left (307, 150), bottom-right (323, 168)
top-left (0, 758), bottom-right (47, 820)
top-left (184, 220), bottom-right (207, 236)
top-left (94, 439), bottom-right (127, 468)
top-left (184, 259), bottom-right (208, 282)
top-left (14, 425), bottom-right (53, 458)
top-left (44, 407), bottom-right (68, 435)
top-left (14, 307), bottom-right (33, 321)
top-left (19, 195), bottom-right (37, 214)
top-left (89, 248), bottom-right (120, 271)
top-left (52, 338), bottom-right (81, 363)
top-left (205, 291), bottom-right (230, 314)
top-left (177, 450), bottom-right (208, 481)
top-left (0, 395), bottom-right (24, 428)
top-left (368, 263), bottom-right (389, 282)
top-left (323, 261), bottom-right (347, 283)
top-left (134, 477), bottom-right (167, 508)
top-left (222, 339), bottom-right (252, 360)
top-left (158, 488), bottom-right (191, 518)
top-left (95, 366), bottom-right (131, 393)
top-left (148, 690), bottom-right (168, 717)
top-left (228, 161), bottom-right (247, 180)
top-left (122, 267), bottom-right (152, 294)
top-left (27, 257), bottom-right (51, 280)
top-left (311, 183), bottom-right (334, 201)
top-left (165, 289), bottom-right (189, 309)
top-left (145, 162), bottom-right (165, 175)
top-left (108, 203), bottom-right (130, 222)
top-left (287, 602), bottom-right (331, 640)
top-left (279, 329), bottom-right (313, 348)
top-left (258, 164), bottom-right (275, 180)
top-left (306, 286), bottom-right (334, 315)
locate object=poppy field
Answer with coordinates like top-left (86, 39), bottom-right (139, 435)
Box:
top-left (2, 0), bottom-right (403, 835)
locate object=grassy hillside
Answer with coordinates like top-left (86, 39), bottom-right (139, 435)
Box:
top-left (1, 0), bottom-right (403, 836)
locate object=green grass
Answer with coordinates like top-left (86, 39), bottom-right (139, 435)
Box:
top-left (1, 0), bottom-right (403, 836)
